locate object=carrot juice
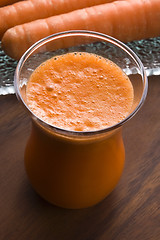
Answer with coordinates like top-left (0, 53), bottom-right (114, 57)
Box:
top-left (26, 52), bottom-right (133, 131)
top-left (24, 51), bottom-right (133, 208)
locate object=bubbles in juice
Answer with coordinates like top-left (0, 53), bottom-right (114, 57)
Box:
top-left (26, 52), bottom-right (134, 131)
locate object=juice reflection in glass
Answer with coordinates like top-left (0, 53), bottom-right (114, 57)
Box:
top-left (14, 31), bottom-right (148, 209)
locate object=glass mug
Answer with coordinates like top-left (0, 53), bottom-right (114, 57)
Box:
top-left (14, 31), bottom-right (148, 209)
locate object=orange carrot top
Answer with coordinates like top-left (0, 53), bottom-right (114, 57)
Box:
top-left (0, 0), bottom-right (118, 39)
top-left (2, 0), bottom-right (160, 60)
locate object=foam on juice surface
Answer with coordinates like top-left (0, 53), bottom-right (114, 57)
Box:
top-left (26, 52), bottom-right (134, 131)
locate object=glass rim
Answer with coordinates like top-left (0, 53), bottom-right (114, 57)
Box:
top-left (14, 30), bottom-right (148, 137)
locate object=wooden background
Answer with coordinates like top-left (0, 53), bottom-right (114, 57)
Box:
top-left (0, 75), bottom-right (160, 240)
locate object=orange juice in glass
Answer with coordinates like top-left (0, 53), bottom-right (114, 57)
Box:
top-left (14, 31), bottom-right (148, 209)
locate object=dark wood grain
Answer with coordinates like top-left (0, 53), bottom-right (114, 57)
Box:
top-left (0, 76), bottom-right (160, 240)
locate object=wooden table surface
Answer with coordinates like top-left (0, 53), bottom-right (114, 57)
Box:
top-left (0, 75), bottom-right (160, 240)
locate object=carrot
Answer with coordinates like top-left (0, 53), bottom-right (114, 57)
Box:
top-left (2, 0), bottom-right (160, 60)
top-left (0, 0), bottom-right (23, 7)
top-left (0, 0), bottom-right (117, 39)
